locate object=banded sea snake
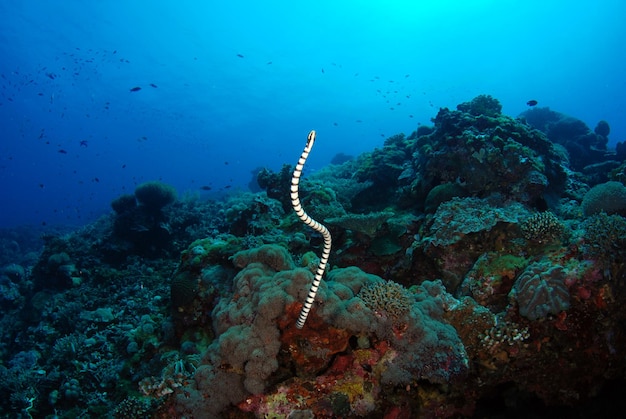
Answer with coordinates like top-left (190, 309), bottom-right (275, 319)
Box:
top-left (290, 130), bottom-right (333, 329)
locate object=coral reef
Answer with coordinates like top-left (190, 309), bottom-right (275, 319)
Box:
top-left (520, 107), bottom-right (615, 171)
top-left (410, 97), bottom-right (567, 212)
top-left (4, 95), bottom-right (626, 418)
top-left (165, 244), bottom-right (468, 417)
top-left (456, 93), bottom-right (502, 117)
top-left (594, 120), bottom-right (610, 137)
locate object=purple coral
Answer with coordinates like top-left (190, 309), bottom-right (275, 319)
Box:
top-left (511, 261), bottom-right (570, 321)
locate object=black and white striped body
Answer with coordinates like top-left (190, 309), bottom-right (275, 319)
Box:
top-left (291, 130), bottom-right (333, 329)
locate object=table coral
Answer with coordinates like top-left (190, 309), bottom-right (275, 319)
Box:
top-left (425, 197), bottom-right (529, 248)
top-left (419, 196), bottom-right (531, 291)
top-left (326, 210), bottom-right (394, 238)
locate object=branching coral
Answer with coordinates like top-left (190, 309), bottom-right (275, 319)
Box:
top-left (520, 211), bottom-right (565, 244)
top-left (113, 397), bottom-right (153, 418)
top-left (479, 316), bottom-right (529, 354)
top-left (582, 212), bottom-right (626, 263)
top-left (357, 281), bottom-right (412, 324)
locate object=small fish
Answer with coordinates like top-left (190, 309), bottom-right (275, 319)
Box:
top-left (200, 185), bottom-right (212, 191)
top-left (80, 140), bottom-right (88, 147)
top-left (526, 100), bottom-right (538, 106)
top-left (58, 149), bottom-right (67, 154)
top-left (92, 177), bottom-right (99, 183)
top-left (150, 83), bottom-right (158, 88)
top-left (130, 86), bottom-right (141, 92)
top-left (236, 54), bottom-right (244, 58)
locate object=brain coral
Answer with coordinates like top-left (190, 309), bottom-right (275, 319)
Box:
top-left (582, 181), bottom-right (626, 216)
top-left (511, 261), bottom-right (570, 321)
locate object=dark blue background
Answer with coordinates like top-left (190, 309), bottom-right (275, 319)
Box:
top-left (1, 0), bottom-right (624, 227)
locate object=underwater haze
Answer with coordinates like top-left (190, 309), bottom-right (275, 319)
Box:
top-left (5, 2), bottom-right (626, 418)
top-left (1, 0), bottom-right (625, 227)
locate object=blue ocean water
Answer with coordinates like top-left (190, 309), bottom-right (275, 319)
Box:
top-left (0, 0), bottom-right (624, 228)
